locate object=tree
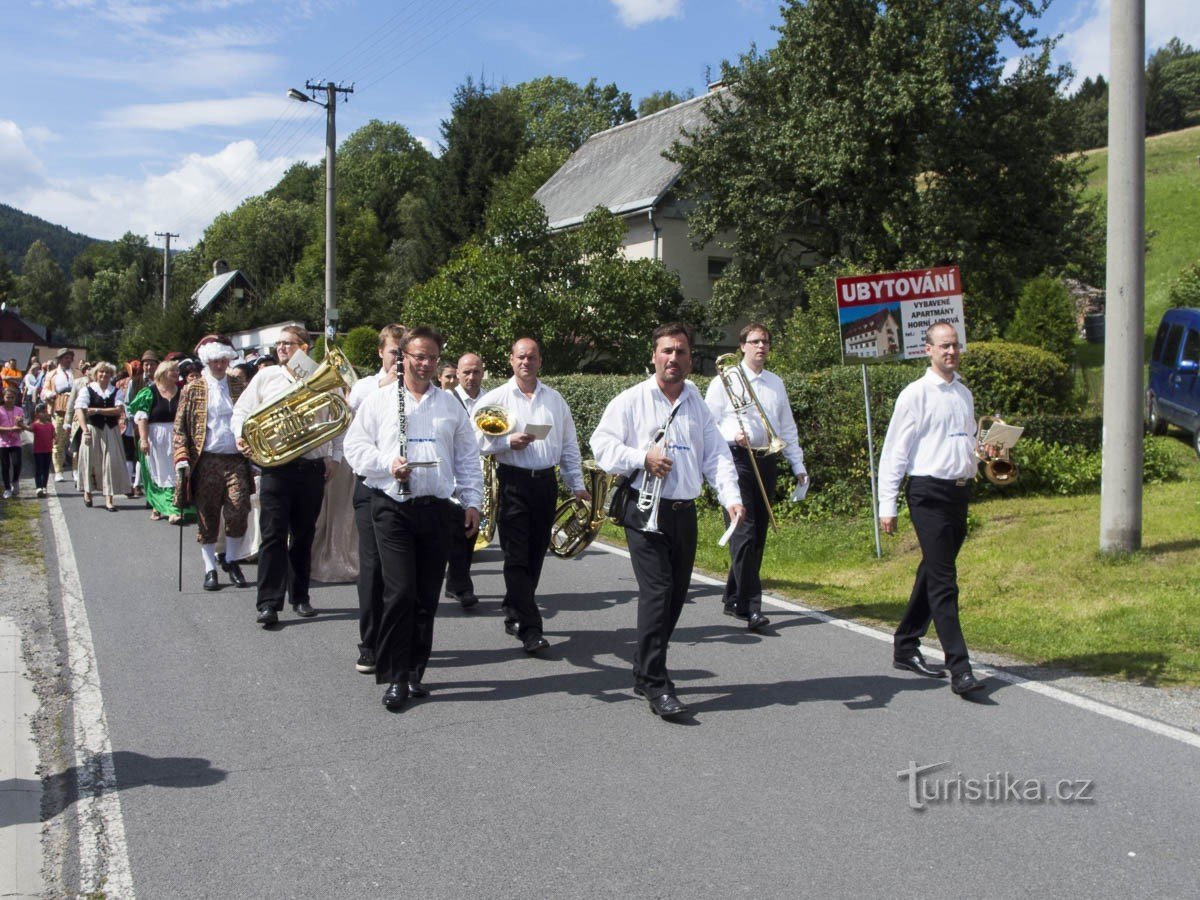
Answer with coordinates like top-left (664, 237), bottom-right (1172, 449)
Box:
top-left (15, 241), bottom-right (70, 334)
top-left (202, 196), bottom-right (316, 301)
top-left (404, 201), bottom-right (684, 374)
top-left (1005, 275), bottom-right (1078, 362)
top-left (509, 76), bottom-right (636, 152)
top-left (1064, 75), bottom-right (1108, 152)
top-left (337, 120), bottom-right (435, 243)
top-left (1146, 39), bottom-right (1200, 135)
top-left (0, 258), bottom-right (15, 305)
top-left (637, 88), bottom-right (695, 117)
top-left (668, 0), bottom-right (1096, 336)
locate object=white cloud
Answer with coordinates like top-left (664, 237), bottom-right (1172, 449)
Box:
top-left (488, 24), bottom-right (584, 64)
top-left (100, 93), bottom-right (292, 131)
top-left (0, 122), bottom-right (47, 194)
top-left (611, 0), bottom-right (682, 28)
top-left (1058, 0), bottom-right (1200, 85)
top-left (6, 139), bottom-right (305, 242)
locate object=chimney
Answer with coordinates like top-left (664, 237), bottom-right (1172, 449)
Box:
top-left (213, 259), bottom-right (230, 276)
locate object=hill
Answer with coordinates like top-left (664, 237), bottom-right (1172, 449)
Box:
top-left (1081, 124), bottom-right (1200, 332)
top-left (0, 202), bottom-right (101, 275)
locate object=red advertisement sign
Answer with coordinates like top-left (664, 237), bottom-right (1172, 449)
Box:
top-left (835, 266), bottom-right (965, 361)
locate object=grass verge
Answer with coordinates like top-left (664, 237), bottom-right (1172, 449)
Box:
top-left (0, 494), bottom-right (44, 568)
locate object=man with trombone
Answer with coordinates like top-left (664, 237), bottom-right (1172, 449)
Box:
top-left (705, 323), bottom-right (809, 631)
top-left (592, 323), bottom-right (744, 719)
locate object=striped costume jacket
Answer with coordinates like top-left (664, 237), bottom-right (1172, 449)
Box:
top-left (172, 372), bottom-right (247, 470)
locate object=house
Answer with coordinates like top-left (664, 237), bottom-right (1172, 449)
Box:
top-left (0, 304), bottom-right (85, 367)
top-left (534, 90), bottom-right (756, 365)
top-left (842, 308), bottom-right (901, 359)
top-left (191, 260), bottom-right (259, 315)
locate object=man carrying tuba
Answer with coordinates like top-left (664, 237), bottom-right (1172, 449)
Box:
top-left (232, 324), bottom-right (342, 627)
top-left (705, 322), bottom-right (809, 632)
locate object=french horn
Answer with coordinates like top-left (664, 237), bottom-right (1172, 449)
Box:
top-left (550, 461), bottom-right (613, 558)
top-left (976, 415), bottom-right (1019, 485)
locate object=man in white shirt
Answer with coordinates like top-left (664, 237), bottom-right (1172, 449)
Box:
top-left (474, 338), bottom-right (589, 654)
top-left (592, 322), bottom-right (745, 719)
top-left (343, 325), bottom-right (483, 712)
top-left (346, 324), bottom-right (406, 674)
top-left (232, 325), bottom-right (340, 626)
top-left (445, 351), bottom-right (486, 608)
top-left (705, 323), bottom-right (809, 631)
top-left (878, 321), bottom-right (985, 696)
top-left (47, 348), bottom-right (76, 481)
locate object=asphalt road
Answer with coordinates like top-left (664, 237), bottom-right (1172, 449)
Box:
top-left (47, 487), bottom-right (1200, 899)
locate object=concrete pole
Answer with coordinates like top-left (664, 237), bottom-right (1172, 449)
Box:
top-left (1100, 0), bottom-right (1145, 553)
top-left (323, 82), bottom-right (338, 343)
top-left (154, 231), bottom-right (177, 311)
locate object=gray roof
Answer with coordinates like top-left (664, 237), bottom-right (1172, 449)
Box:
top-left (191, 270), bottom-right (242, 313)
top-left (534, 92), bottom-right (721, 231)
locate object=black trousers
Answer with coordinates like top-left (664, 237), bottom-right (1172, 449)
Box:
top-left (626, 501), bottom-right (698, 697)
top-left (353, 476), bottom-right (383, 653)
top-left (371, 492), bottom-right (452, 684)
top-left (497, 465), bottom-right (558, 640)
top-left (444, 502), bottom-right (475, 596)
top-left (34, 452), bottom-right (51, 489)
top-left (722, 447), bottom-right (778, 615)
top-left (0, 447), bottom-right (21, 491)
top-left (894, 476), bottom-right (972, 674)
top-left (256, 459), bottom-right (326, 611)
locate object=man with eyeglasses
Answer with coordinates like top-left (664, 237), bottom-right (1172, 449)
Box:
top-left (345, 324), bottom-right (406, 673)
top-left (232, 325), bottom-right (341, 626)
top-left (878, 320), bottom-right (986, 696)
top-left (343, 326), bottom-right (482, 711)
top-left (705, 322), bottom-right (809, 632)
top-left (473, 337), bottom-right (588, 654)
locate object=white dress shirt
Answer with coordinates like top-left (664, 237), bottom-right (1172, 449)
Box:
top-left (877, 368), bottom-right (978, 518)
top-left (591, 377), bottom-right (741, 508)
top-left (231, 364), bottom-right (342, 461)
top-left (50, 368), bottom-right (73, 397)
top-left (473, 378), bottom-right (585, 493)
top-left (704, 363), bottom-right (807, 477)
top-left (348, 368), bottom-right (392, 413)
top-left (201, 371), bottom-right (239, 454)
top-left (453, 384), bottom-right (483, 416)
top-left (343, 381), bottom-right (483, 509)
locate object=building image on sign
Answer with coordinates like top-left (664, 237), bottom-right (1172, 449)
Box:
top-left (842, 306), bottom-right (902, 359)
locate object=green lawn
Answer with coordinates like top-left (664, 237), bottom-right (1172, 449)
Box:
top-left (605, 436), bottom-right (1200, 687)
top-left (0, 494), bottom-right (44, 568)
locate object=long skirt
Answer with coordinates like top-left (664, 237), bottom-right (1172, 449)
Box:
top-left (78, 424), bottom-right (133, 497)
top-left (139, 422), bottom-right (193, 519)
top-left (309, 459), bottom-right (359, 583)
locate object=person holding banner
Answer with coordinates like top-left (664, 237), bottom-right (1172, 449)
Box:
top-left (877, 321), bottom-right (985, 696)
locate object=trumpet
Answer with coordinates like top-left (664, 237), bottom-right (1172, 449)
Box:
top-left (715, 352), bottom-right (784, 530)
top-left (976, 415), bottom-right (1019, 485)
top-left (636, 415), bottom-right (673, 534)
top-left (474, 404), bottom-right (515, 437)
top-left (549, 461), bottom-right (613, 558)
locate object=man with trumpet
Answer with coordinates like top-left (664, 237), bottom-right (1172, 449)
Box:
top-left (878, 320), bottom-right (986, 696)
top-left (474, 337), bottom-right (588, 654)
top-left (705, 322), bottom-right (809, 631)
top-left (592, 323), bottom-right (744, 719)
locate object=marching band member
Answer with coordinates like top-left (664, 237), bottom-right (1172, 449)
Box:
top-left (473, 338), bottom-right (588, 654)
top-left (232, 324), bottom-right (341, 626)
top-left (591, 323), bottom-right (744, 718)
top-left (878, 321), bottom-right (985, 696)
top-left (704, 322), bottom-right (808, 631)
top-left (444, 351), bottom-right (486, 609)
top-left (343, 326), bottom-right (482, 711)
top-left (345, 324), bottom-right (406, 674)
top-left (173, 335), bottom-right (253, 591)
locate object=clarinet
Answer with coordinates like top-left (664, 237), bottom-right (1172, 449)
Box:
top-left (396, 376), bottom-right (411, 499)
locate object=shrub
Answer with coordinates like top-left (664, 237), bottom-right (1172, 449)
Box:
top-left (977, 435), bottom-right (1180, 498)
top-left (1005, 275), bottom-right (1079, 361)
top-left (959, 341), bottom-right (1076, 415)
top-left (1167, 261), bottom-right (1200, 309)
top-left (1016, 414), bottom-right (1103, 451)
top-left (341, 325), bottom-right (382, 373)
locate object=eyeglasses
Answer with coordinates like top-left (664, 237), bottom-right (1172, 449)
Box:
top-left (932, 342), bottom-right (962, 351)
top-left (275, 340), bottom-right (301, 348)
top-left (744, 339), bottom-right (770, 346)
top-left (405, 353), bottom-right (440, 365)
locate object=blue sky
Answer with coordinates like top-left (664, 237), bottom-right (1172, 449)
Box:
top-left (1, 0), bottom-right (1197, 248)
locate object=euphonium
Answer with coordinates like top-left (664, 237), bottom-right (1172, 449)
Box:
top-left (474, 455), bottom-right (499, 551)
top-left (975, 415), bottom-right (1019, 485)
top-left (550, 461), bottom-right (614, 559)
top-left (473, 404), bottom-right (515, 436)
top-left (241, 344), bottom-right (359, 467)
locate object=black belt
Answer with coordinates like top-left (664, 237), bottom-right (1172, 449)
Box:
top-left (910, 475), bottom-right (971, 488)
top-left (267, 457), bottom-right (326, 471)
top-left (731, 445), bottom-right (775, 459)
top-left (498, 463), bottom-right (555, 479)
top-left (370, 487), bottom-right (448, 508)
top-left (663, 498), bottom-right (695, 510)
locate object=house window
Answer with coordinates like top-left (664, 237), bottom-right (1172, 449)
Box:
top-left (707, 258), bottom-right (730, 280)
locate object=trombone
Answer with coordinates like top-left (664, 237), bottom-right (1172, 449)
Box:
top-left (714, 352), bottom-right (786, 531)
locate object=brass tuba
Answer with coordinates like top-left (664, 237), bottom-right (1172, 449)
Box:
top-left (241, 344), bottom-right (358, 467)
top-left (975, 415), bottom-right (1019, 485)
top-left (550, 461), bottom-right (613, 559)
top-left (473, 404), bottom-right (516, 437)
top-left (473, 455), bottom-right (499, 551)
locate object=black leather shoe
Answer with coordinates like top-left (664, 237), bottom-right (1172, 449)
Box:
top-left (256, 607), bottom-right (278, 626)
top-left (355, 650), bottom-right (376, 674)
top-left (224, 563), bottom-right (248, 588)
top-left (293, 602), bottom-right (316, 618)
top-left (457, 590), bottom-right (479, 609)
top-left (408, 673), bottom-right (429, 698)
top-left (216, 552), bottom-right (227, 568)
top-left (203, 571), bottom-right (219, 591)
top-left (647, 693), bottom-right (688, 718)
top-left (951, 670), bottom-right (986, 695)
top-left (522, 633), bottom-right (549, 654)
top-left (504, 618), bottom-right (519, 636)
top-left (382, 682), bottom-right (409, 711)
top-left (747, 612), bottom-right (770, 631)
top-left (894, 653), bottom-right (948, 679)
top-left (722, 605), bottom-right (738, 618)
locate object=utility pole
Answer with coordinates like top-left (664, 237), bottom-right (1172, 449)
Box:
top-left (155, 231), bottom-right (179, 311)
top-left (288, 81), bottom-right (353, 343)
top-left (1100, 0), bottom-right (1145, 553)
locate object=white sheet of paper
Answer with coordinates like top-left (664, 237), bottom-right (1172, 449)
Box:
top-left (524, 423), bottom-right (553, 440)
top-left (718, 516), bottom-right (740, 547)
top-left (980, 422), bottom-right (1023, 449)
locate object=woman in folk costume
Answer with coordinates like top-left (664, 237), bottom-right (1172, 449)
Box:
top-left (128, 359), bottom-right (193, 524)
top-left (172, 334), bottom-right (254, 591)
top-left (74, 361), bottom-right (133, 511)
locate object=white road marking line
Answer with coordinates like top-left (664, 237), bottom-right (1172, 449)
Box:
top-left (47, 490), bottom-right (136, 897)
top-left (592, 540), bottom-right (1200, 751)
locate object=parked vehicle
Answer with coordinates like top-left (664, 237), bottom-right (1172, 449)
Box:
top-left (1146, 307), bottom-right (1200, 455)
